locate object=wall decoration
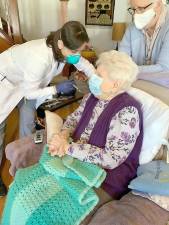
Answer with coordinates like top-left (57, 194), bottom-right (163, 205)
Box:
top-left (85, 0), bottom-right (115, 26)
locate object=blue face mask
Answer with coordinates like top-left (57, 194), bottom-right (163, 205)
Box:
top-left (66, 54), bottom-right (81, 64)
top-left (88, 74), bottom-right (103, 96)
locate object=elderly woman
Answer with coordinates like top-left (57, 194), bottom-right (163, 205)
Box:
top-left (6, 50), bottom-right (143, 194)
top-left (3, 50), bottom-right (143, 225)
top-left (49, 50), bottom-right (143, 199)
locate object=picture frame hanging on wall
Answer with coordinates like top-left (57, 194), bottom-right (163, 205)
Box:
top-left (85, 0), bottom-right (115, 26)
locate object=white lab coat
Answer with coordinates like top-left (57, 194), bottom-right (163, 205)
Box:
top-left (0, 38), bottom-right (95, 124)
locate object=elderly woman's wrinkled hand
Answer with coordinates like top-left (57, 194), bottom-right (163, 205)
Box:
top-left (48, 133), bottom-right (70, 157)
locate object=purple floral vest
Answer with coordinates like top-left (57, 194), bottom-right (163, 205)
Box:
top-left (72, 93), bottom-right (143, 199)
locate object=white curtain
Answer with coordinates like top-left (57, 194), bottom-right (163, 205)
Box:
top-left (0, 18), bottom-right (2, 29)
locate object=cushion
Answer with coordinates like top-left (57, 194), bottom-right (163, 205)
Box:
top-left (45, 110), bottom-right (63, 143)
top-left (132, 191), bottom-right (169, 212)
top-left (128, 87), bottom-right (169, 164)
top-left (87, 192), bottom-right (169, 225)
top-left (128, 160), bottom-right (169, 196)
top-left (133, 80), bottom-right (169, 106)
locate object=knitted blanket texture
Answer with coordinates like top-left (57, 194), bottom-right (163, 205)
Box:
top-left (1, 146), bottom-right (106, 225)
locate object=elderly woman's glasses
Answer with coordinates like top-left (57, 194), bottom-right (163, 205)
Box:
top-left (127, 2), bottom-right (153, 15)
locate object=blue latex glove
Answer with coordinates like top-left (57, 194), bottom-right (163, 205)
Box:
top-left (56, 80), bottom-right (76, 96)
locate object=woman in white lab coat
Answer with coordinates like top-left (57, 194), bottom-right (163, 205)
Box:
top-left (0, 21), bottom-right (96, 195)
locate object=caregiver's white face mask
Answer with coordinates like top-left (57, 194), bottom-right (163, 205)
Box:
top-left (134, 8), bottom-right (156, 30)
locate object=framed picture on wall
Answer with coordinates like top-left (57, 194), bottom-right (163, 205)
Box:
top-left (85, 0), bottom-right (115, 26)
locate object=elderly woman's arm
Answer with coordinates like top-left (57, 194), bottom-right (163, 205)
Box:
top-left (48, 94), bottom-right (89, 156)
top-left (61, 94), bottom-right (89, 135)
top-left (67, 106), bottom-right (140, 169)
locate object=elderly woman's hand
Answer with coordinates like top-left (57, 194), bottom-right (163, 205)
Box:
top-left (48, 133), bottom-right (70, 157)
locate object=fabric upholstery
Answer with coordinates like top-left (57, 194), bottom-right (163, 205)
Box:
top-left (88, 192), bottom-right (169, 225)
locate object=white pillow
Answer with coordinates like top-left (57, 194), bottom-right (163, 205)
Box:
top-left (128, 87), bottom-right (169, 164)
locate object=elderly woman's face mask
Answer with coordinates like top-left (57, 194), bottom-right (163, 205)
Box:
top-left (88, 74), bottom-right (103, 96)
top-left (88, 65), bottom-right (122, 98)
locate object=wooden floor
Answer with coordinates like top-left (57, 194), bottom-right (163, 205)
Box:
top-left (0, 102), bottom-right (79, 217)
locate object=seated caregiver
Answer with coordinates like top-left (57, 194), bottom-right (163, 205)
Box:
top-left (48, 50), bottom-right (143, 199)
top-left (119, 0), bottom-right (169, 85)
top-left (0, 21), bottom-right (96, 195)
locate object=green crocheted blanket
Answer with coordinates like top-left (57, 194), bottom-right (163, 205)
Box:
top-left (1, 146), bottom-right (106, 225)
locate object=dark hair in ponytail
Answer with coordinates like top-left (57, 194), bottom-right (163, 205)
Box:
top-left (46, 21), bottom-right (89, 62)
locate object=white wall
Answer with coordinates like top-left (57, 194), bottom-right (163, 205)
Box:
top-left (18, 0), bottom-right (130, 53)
top-left (0, 0), bottom-right (7, 20)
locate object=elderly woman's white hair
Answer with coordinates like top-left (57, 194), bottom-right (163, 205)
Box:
top-left (96, 50), bottom-right (138, 90)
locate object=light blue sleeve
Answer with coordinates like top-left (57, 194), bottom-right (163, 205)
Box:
top-left (137, 72), bottom-right (169, 88)
top-left (118, 26), bottom-right (132, 56)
